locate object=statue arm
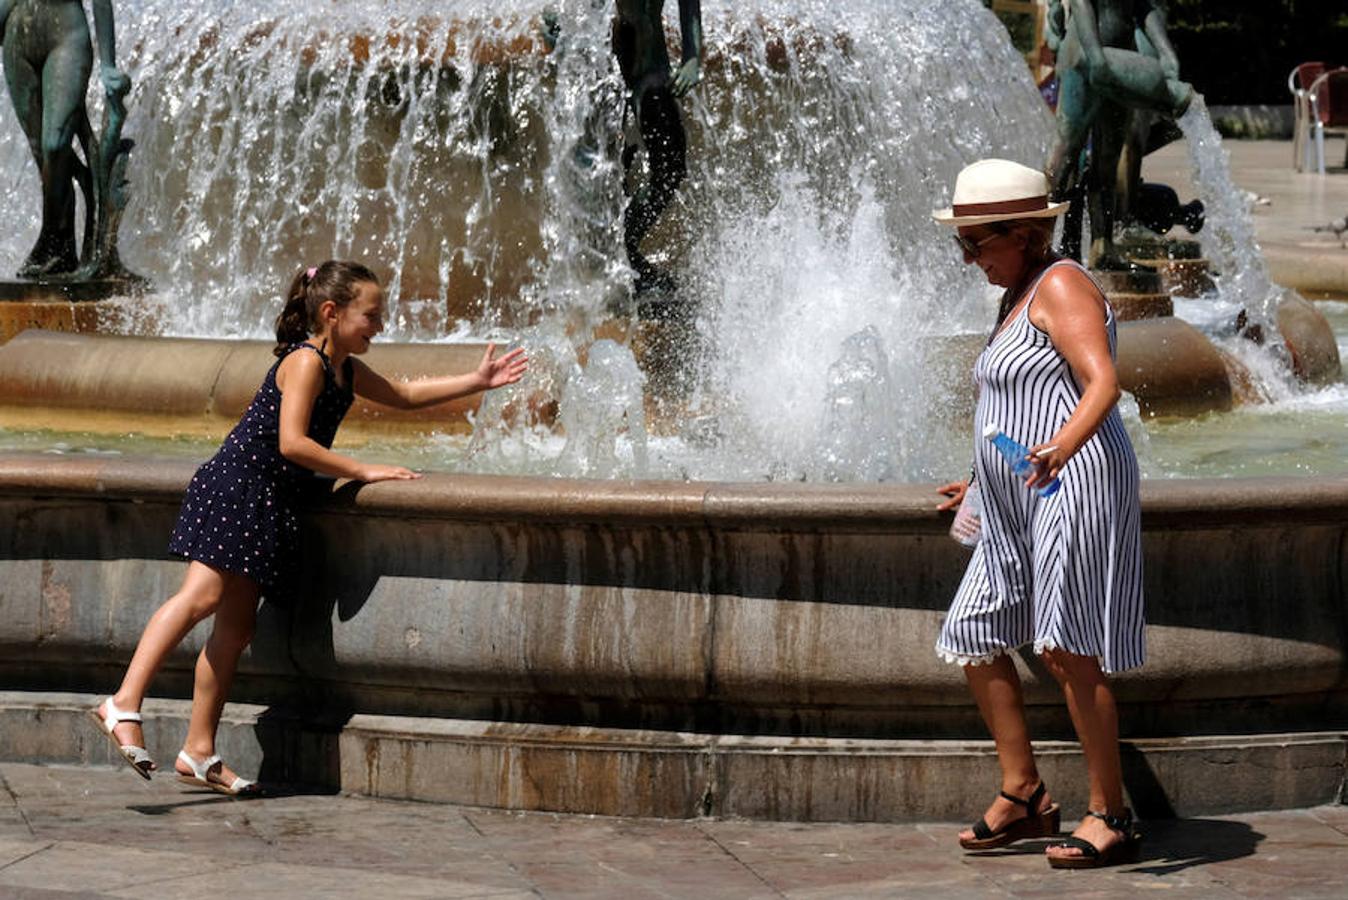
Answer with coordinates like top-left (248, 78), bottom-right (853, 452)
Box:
top-left (0, 0), bottom-right (15, 46)
top-left (1044, 0), bottom-right (1065, 52)
top-left (1140, 2), bottom-right (1180, 79)
top-left (672, 0), bottom-right (703, 96)
top-left (1064, 0), bottom-right (1108, 72)
top-left (91, 0), bottom-right (131, 97)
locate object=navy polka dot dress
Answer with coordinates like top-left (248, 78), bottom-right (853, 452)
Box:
top-left (168, 343), bottom-right (354, 596)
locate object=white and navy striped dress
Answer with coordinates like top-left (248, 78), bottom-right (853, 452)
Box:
top-left (936, 259), bottom-right (1144, 674)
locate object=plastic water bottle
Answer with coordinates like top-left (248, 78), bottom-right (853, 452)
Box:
top-left (948, 478), bottom-right (983, 547)
top-left (983, 424), bottom-right (1060, 497)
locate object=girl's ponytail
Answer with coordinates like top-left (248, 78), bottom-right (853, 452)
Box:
top-left (274, 267), bottom-right (316, 356)
top-left (273, 261), bottom-right (380, 357)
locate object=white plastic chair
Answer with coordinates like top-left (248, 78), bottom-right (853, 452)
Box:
top-left (1288, 62), bottom-right (1326, 172)
top-left (1308, 67), bottom-right (1348, 175)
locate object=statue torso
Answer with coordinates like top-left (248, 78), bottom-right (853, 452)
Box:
top-left (3, 0), bottom-right (91, 67)
top-left (1092, 0), bottom-right (1150, 48)
top-left (613, 0), bottom-right (673, 92)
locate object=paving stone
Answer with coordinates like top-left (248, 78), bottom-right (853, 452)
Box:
top-left (0, 887), bottom-right (110, 899)
top-left (1, 764), bottom-right (1346, 899)
top-left (0, 838), bottom-right (52, 870)
top-left (102, 860), bottom-right (531, 900)
top-left (0, 840), bottom-right (241, 896)
top-left (463, 809), bottom-right (775, 898)
top-left (702, 820), bottom-right (964, 896)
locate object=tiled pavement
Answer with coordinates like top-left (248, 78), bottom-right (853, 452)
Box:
top-left (1, 763), bottom-right (1345, 898)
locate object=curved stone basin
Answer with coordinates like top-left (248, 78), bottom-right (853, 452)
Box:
top-left (0, 330), bottom-right (493, 437)
top-left (0, 322), bottom-right (1249, 443)
top-left (1, 454), bottom-right (1345, 820)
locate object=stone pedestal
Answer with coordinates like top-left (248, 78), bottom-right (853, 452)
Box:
top-left (1116, 232), bottom-right (1217, 298)
top-left (1277, 293), bottom-right (1344, 385)
top-left (1138, 257), bottom-right (1216, 297)
top-left (1092, 269), bottom-right (1174, 320)
top-left (1116, 316), bottom-right (1234, 417)
top-left (0, 278), bottom-right (148, 344)
top-left (0, 298), bottom-right (109, 344)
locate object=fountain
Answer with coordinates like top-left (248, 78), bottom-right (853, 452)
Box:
top-left (1, 0), bottom-right (1346, 820)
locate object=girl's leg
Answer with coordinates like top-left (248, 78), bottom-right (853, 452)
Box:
top-left (105, 562), bottom-right (231, 755)
top-left (175, 573), bottom-right (259, 786)
top-left (1039, 649), bottom-right (1127, 860)
top-left (958, 655), bottom-right (1055, 842)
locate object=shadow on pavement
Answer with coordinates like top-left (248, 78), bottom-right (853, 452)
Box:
top-left (127, 779), bottom-right (338, 815)
top-left (1129, 818), bottom-right (1264, 875)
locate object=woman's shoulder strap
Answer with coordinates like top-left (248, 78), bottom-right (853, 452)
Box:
top-left (1032, 258), bottom-right (1104, 295)
top-left (1029, 258), bottom-right (1113, 318)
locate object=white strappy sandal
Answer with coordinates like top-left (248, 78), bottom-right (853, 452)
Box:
top-left (88, 697), bottom-right (156, 780)
top-left (176, 750), bottom-right (260, 797)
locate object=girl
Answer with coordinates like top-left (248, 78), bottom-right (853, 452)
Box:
top-left (90, 260), bottom-right (528, 794)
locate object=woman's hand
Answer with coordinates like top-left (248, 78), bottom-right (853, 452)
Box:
top-left (476, 343), bottom-right (529, 390)
top-left (1027, 440), bottom-right (1074, 489)
top-left (356, 464), bottom-right (421, 483)
top-left (936, 480), bottom-right (969, 512)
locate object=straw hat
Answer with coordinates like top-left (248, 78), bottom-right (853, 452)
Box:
top-left (931, 159), bottom-right (1069, 226)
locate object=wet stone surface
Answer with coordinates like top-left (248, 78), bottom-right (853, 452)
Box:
top-left (0, 763), bottom-right (1346, 898)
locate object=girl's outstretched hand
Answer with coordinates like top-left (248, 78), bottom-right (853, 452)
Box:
top-left (357, 464), bottom-right (421, 483)
top-left (477, 343), bottom-right (529, 390)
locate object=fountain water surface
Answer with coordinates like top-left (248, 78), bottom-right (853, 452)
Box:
top-left (0, 0), bottom-right (1343, 481)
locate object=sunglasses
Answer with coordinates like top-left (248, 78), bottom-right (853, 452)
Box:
top-left (953, 231), bottom-right (1004, 258)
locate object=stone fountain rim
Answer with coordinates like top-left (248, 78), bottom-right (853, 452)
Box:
top-left (1, 452), bottom-right (1345, 531)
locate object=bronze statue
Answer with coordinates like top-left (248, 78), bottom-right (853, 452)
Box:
top-left (1, 0), bottom-right (137, 282)
top-left (1045, 0), bottom-right (1193, 269)
top-left (612, 0), bottom-right (702, 296)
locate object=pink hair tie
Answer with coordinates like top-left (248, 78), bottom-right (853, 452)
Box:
top-left (305, 266), bottom-right (318, 280)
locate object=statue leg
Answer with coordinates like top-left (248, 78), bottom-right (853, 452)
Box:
top-left (1113, 109), bottom-right (1151, 232)
top-left (1048, 66), bottom-right (1096, 260)
top-left (25, 38), bottom-right (92, 277)
top-left (2, 45), bottom-right (48, 277)
top-left (1086, 106), bottom-right (1131, 270)
top-left (623, 87), bottom-right (687, 295)
top-left (1093, 47), bottom-right (1192, 118)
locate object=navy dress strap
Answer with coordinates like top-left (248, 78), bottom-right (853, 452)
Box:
top-left (291, 342), bottom-right (355, 391)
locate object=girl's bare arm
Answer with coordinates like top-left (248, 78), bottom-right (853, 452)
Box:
top-left (350, 344), bottom-right (527, 410)
top-left (276, 352), bottom-right (418, 482)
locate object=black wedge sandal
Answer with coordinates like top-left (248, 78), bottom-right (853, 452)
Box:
top-left (1046, 808), bottom-right (1142, 869)
top-left (960, 782), bottom-right (1062, 850)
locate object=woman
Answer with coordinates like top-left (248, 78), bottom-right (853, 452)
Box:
top-left (931, 159), bottom-right (1144, 869)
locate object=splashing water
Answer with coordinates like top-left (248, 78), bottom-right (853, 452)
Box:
top-left (0, 0), bottom-right (1046, 338)
top-left (813, 325), bottom-right (900, 482)
top-left (0, 0), bottom-right (1061, 483)
top-left (1177, 96), bottom-right (1286, 329)
top-left (15, 4), bottom-right (1338, 481)
top-left (555, 339), bottom-right (649, 478)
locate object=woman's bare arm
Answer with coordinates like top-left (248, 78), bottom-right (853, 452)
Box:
top-left (1026, 265), bottom-right (1122, 485)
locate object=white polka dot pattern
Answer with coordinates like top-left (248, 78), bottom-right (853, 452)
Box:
top-left (167, 344), bottom-right (354, 594)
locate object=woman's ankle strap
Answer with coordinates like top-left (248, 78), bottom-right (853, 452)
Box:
top-left (1085, 807), bottom-right (1133, 832)
top-left (998, 781), bottom-right (1046, 809)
